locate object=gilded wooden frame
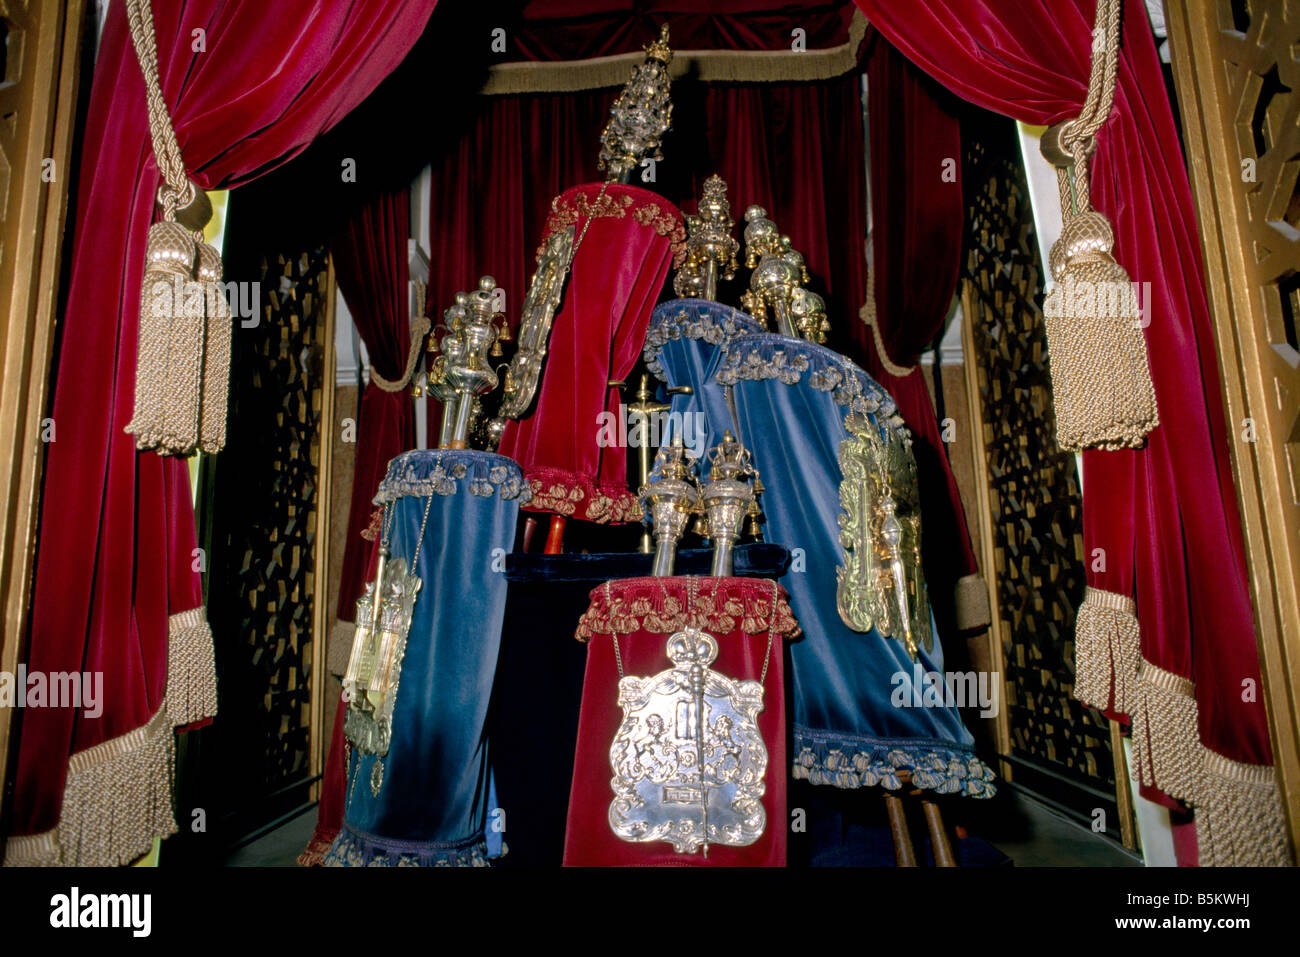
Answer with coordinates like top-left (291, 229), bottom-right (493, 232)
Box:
top-left (0, 0), bottom-right (86, 825)
top-left (1165, 0), bottom-right (1300, 857)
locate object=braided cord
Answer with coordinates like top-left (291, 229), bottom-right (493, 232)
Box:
top-left (1061, 0), bottom-right (1123, 218)
top-left (124, 0), bottom-right (191, 213)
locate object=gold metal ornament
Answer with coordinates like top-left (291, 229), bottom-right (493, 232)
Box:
top-left (673, 175), bottom-right (739, 300)
top-left (835, 408), bottom-right (932, 659)
top-left (639, 440), bottom-right (700, 577)
top-left (739, 208), bottom-right (830, 344)
top-left (628, 374), bottom-right (672, 553)
top-left (698, 431), bottom-right (759, 577)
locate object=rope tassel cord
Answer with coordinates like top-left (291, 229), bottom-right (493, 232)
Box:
top-left (1043, 213), bottom-right (1159, 450)
top-left (123, 0), bottom-right (229, 456)
top-left (126, 222), bottom-right (195, 450)
top-left (1038, 0), bottom-right (1158, 451)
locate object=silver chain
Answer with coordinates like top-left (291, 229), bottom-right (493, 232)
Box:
top-left (607, 580), bottom-right (624, 680)
top-left (760, 579), bottom-right (777, 686)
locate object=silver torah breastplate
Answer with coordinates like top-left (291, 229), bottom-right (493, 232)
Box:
top-left (342, 556), bottom-right (422, 758)
top-left (608, 627), bottom-right (767, 854)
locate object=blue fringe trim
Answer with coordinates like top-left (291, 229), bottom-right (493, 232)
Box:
top-left (644, 298), bottom-right (763, 380)
top-left (792, 727), bottom-right (997, 798)
top-left (715, 332), bottom-right (908, 438)
top-left (376, 449), bottom-right (531, 505)
top-left (322, 824), bottom-right (500, 867)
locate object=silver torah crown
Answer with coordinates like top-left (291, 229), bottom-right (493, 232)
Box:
top-left (698, 431), bottom-right (758, 577)
top-left (639, 440), bottom-right (699, 577)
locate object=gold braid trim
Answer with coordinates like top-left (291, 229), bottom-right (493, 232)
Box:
top-left (1128, 658), bottom-right (1199, 805)
top-left (1072, 586), bottom-right (1140, 714)
top-left (296, 831), bottom-right (338, 868)
top-left (545, 190), bottom-right (688, 268)
top-left (3, 607), bottom-right (214, 866)
top-left (1195, 745), bottom-right (1290, 866)
top-left (857, 266), bottom-right (917, 378)
top-left (166, 606), bottom-right (218, 728)
top-left (3, 707), bottom-right (178, 867)
top-left (1, 830), bottom-right (60, 867)
top-left (481, 9), bottom-right (868, 94)
top-left (1069, 585), bottom-right (1289, 864)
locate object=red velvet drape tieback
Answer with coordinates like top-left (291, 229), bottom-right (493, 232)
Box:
top-left (498, 183), bottom-right (685, 524)
top-left (10, 0), bottom-right (436, 867)
top-left (854, 0), bottom-right (1286, 865)
top-left (121, 0), bottom-right (232, 457)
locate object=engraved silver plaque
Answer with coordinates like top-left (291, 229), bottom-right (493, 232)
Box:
top-left (609, 627), bottom-right (767, 854)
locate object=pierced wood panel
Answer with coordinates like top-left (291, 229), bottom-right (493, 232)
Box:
top-left (960, 124), bottom-right (1112, 796)
top-left (203, 247), bottom-right (329, 808)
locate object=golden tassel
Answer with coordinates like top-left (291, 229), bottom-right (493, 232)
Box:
top-left (195, 241), bottom-right (231, 453)
top-left (1043, 212), bottom-right (1159, 451)
top-left (160, 264), bottom-right (206, 454)
top-left (126, 221), bottom-right (195, 451)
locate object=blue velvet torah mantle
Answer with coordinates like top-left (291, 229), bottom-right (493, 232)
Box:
top-left (324, 449), bottom-right (530, 866)
top-left (715, 333), bottom-right (995, 798)
top-left (642, 298), bottom-right (763, 458)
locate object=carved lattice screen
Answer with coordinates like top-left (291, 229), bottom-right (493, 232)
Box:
top-left (181, 245), bottom-right (332, 851)
top-left (959, 119), bottom-right (1115, 812)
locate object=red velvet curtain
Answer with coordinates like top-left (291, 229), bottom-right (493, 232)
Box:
top-left (10, 0), bottom-right (435, 864)
top-left (427, 76), bottom-right (874, 445)
top-left (333, 188), bottom-right (415, 624)
top-left (862, 35), bottom-right (980, 636)
top-left (854, 0), bottom-right (1274, 862)
top-left (424, 67), bottom-right (979, 627)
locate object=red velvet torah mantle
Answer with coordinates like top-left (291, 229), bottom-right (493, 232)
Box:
top-left (498, 183), bottom-right (684, 524)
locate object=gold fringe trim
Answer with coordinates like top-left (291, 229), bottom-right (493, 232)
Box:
top-left (480, 9), bottom-right (868, 94)
top-left (1, 830), bottom-right (60, 866)
top-left (953, 573), bottom-right (992, 631)
top-left (1072, 586), bottom-right (1140, 714)
top-left (1128, 658), bottom-right (1199, 804)
top-left (1070, 590), bottom-right (1290, 865)
top-left (4, 707), bottom-right (178, 867)
top-left (297, 830), bottom-right (338, 868)
top-left (167, 607), bottom-right (218, 728)
top-left (1195, 745), bottom-right (1289, 866)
